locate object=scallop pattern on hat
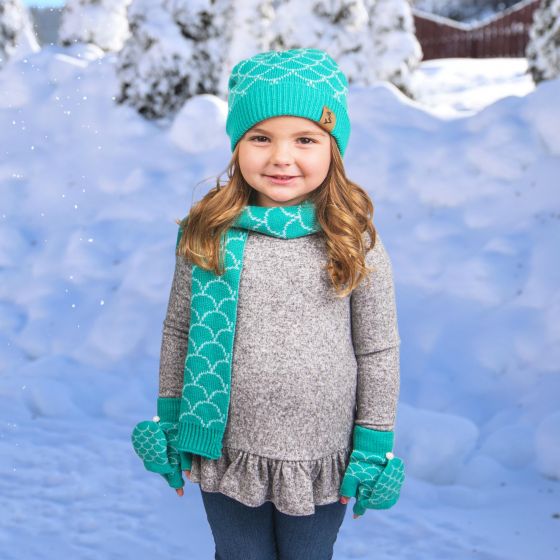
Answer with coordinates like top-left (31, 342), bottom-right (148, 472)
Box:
top-left (227, 48), bottom-right (348, 109)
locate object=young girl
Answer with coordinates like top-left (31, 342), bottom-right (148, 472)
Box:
top-left (132, 47), bottom-right (405, 560)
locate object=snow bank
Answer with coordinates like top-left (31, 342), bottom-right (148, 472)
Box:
top-left (0, 44), bottom-right (558, 559)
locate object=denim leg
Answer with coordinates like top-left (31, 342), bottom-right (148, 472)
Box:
top-left (273, 500), bottom-right (348, 560)
top-left (200, 488), bottom-right (278, 560)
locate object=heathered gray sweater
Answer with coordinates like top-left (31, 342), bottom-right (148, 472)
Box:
top-left (158, 229), bottom-right (401, 516)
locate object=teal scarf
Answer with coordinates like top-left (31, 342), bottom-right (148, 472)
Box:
top-left (172, 200), bottom-right (322, 459)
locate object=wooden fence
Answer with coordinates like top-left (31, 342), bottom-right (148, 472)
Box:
top-left (413, 0), bottom-right (540, 59)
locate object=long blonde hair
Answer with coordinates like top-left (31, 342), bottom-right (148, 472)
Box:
top-left (175, 135), bottom-right (377, 298)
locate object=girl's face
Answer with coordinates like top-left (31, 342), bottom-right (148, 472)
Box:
top-left (238, 116), bottom-right (332, 208)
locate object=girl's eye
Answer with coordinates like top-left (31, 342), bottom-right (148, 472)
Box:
top-left (248, 136), bottom-right (316, 144)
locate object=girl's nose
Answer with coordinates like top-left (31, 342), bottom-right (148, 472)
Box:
top-left (269, 144), bottom-right (294, 164)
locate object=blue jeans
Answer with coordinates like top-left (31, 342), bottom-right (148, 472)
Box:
top-left (200, 488), bottom-right (348, 560)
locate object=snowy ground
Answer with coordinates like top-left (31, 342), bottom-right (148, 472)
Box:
top-left (411, 57), bottom-right (535, 116)
top-left (0, 46), bottom-right (559, 559)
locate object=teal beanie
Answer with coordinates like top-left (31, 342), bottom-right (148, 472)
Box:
top-left (225, 48), bottom-right (351, 157)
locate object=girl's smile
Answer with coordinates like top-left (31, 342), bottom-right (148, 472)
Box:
top-left (264, 174), bottom-right (301, 184)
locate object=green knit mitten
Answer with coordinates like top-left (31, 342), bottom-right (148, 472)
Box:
top-left (339, 425), bottom-right (405, 515)
top-left (131, 398), bottom-right (193, 490)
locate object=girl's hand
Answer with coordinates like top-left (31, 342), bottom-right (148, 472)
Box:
top-left (175, 470), bottom-right (192, 497)
top-left (339, 495), bottom-right (361, 519)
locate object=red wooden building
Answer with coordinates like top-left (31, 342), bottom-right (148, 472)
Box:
top-left (413, 0), bottom-right (540, 59)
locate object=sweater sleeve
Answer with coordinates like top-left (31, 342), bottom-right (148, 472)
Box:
top-left (158, 250), bottom-right (192, 399)
top-left (350, 232), bottom-right (401, 432)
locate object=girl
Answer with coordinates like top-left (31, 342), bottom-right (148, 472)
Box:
top-left (132, 47), bottom-right (405, 560)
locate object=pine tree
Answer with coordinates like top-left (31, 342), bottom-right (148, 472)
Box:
top-left (172, 0), bottom-right (233, 99)
top-left (267, 0), bottom-right (421, 96)
top-left (268, 0), bottom-right (371, 85)
top-left (222, 0), bottom-right (275, 96)
top-left (59, 0), bottom-right (132, 53)
top-left (115, 0), bottom-right (232, 121)
top-left (526, 0), bottom-right (560, 83)
top-left (363, 0), bottom-right (422, 97)
top-left (0, 0), bottom-right (39, 69)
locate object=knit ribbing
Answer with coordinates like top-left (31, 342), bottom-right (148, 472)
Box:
top-left (175, 201), bottom-right (323, 459)
top-left (353, 425), bottom-right (394, 456)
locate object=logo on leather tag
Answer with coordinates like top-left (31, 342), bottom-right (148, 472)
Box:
top-left (318, 105), bottom-right (336, 132)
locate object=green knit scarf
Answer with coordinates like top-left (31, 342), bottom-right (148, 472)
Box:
top-left (158, 200), bottom-right (323, 459)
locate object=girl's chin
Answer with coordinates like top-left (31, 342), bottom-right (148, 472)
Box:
top-left (253, 191), bottom-right (308, 207)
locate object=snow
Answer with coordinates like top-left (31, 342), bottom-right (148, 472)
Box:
top-left (0, 44), bottom-right (559, 559)
top-left (411, 57), bottom-right (535, 117)
top-left (536, 412), bottom-right (560, 478)
top-left (0, 0), bottom-right (40, 69)
top-left (58, 0), bottom-right (132, 53)
top-left (413, 0), bottom-right (525, 24)
top-left (169, 94), bottom-right (229, 154)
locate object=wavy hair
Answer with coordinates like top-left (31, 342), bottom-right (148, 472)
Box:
top-left (175, 135), bottom-right (377, 298)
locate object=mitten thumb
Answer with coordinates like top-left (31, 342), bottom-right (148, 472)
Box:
top-left (352, 482), bottom-right (373, 516)
top-left (353, 495), bottom-right (367, 517)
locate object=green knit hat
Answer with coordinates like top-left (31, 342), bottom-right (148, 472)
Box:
top-left (225, 48), bottom-right (351, 157)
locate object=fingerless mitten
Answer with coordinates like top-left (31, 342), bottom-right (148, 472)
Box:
top-left (340, 425), bottom-right (405, 515)
top-left (131, 397), bottom-right (193, 489)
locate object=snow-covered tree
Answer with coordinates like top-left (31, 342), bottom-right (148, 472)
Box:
top-left (363, 0), bottom-right (423, 97)
top-left (526, 0), bottom-right (560, 83)
top-left (221, 0), bottom-right (275, 95)
top-left (172, 0), bottom-right (233, 98)
top-left (59, 0), bottom-right (133, 53)
top-left (266, 0), bottom-right (421, 97)
top-left (115, 0), bottom-right (232, 121)
top-left (0, 0), bottom-right (39, 69)
top-left (268, 0), bottom-right (371, 85)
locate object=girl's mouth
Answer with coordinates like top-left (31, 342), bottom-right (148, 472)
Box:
top-left (265, 175), bottom-right (299, 184)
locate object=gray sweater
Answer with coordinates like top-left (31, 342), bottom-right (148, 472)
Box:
top-left (158, 229), bottom-right (401, 516)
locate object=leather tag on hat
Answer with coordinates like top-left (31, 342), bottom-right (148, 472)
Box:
top-left (318, 105), bottom-right (336, 132)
